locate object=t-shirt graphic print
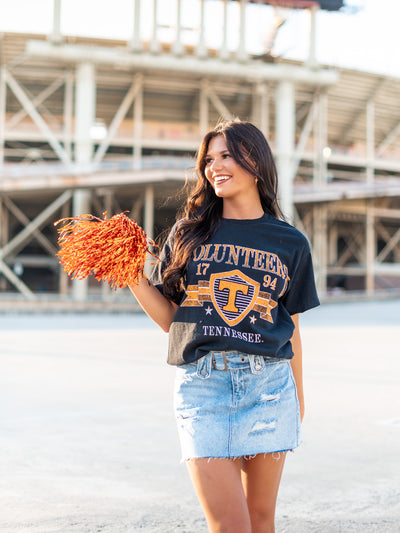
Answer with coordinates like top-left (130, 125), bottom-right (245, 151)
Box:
top-left (152, 214), bottom-right (319, 366)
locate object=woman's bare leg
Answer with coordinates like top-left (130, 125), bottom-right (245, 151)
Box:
top-left (186, 458), bottom-right (252, 533)
top-left (240, 452), bottom-right (287, 533)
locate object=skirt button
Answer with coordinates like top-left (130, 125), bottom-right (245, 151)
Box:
top-left (240, 356), bottom-right (246, 362)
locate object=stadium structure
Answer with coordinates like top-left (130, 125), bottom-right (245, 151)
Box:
top-left (0, 0), bottom-right (399, 309)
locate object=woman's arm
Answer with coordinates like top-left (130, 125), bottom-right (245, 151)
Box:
top-left (290, 314), bottom-right (305, 422)
top-left (129, 277), bottom-right (178, 333)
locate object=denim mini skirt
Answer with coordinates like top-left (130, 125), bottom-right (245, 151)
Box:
top-left (174, 351), bottom-right (301, 461)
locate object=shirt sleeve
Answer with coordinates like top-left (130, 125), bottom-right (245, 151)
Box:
top-left (280, 241), bottom-right (320, 315)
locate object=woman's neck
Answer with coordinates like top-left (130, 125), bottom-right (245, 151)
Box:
top-left (222, 200), bottom-right (264, 220)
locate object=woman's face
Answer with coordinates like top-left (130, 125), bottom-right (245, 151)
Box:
top-left (204, 135), bottom-right (259, 203)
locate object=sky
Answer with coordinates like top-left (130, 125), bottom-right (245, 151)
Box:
top-left (0, 0), bottom-right (399, 78)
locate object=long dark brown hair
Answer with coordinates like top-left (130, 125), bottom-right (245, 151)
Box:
top-left (162, 119), bottom-right (284, 299)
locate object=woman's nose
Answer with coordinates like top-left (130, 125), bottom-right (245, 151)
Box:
top-left (210, 156), bottom-right (222, 172)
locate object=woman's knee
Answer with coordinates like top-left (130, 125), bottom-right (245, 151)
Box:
top-left (248, 507), bottom-right (276, 533)
top-left (209, 517), bottom-right (251, 533)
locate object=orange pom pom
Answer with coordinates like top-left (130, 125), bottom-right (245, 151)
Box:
top-left (54, 212), bottom-right (158, 289)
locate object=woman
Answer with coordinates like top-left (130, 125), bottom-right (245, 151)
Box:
top-left (130, 119), bottom-right (319, 533)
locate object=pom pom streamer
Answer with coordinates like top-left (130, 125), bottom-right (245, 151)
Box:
top-left (54, 212), bottom-right (159, 289)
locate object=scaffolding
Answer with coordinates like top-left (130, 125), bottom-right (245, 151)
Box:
top-left (0, 0), bottom-right (399, 306)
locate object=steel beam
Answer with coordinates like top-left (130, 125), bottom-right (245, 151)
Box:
top-left (376, 226), bottom-right (400, 263)
top-left (0, 258), bottom-right (35, 299)
top-left (6, 75), bottom-right (65, 131)
top-left (377, 120), bottom-right (400, 157)
top-left (0, 190), bottom-right (72, 261)
top-left (26, 40), bottom-right (339, 86)
top-left (4, 70), bottom-right (71, 166)
top-left (336, 78), bottom-right (385, 144)
top-left (0, 190), bottom-right (72, 300)
top-left (291, 99), bottom-right (315, 179)
top-left (336, 227), bottom-right (364, 267)
top-left (207, 86), bottom-right (233, 121)
top-left (3, 197), bottom-right (58, 257)
top-left (94, 75), bottom-right (143, 165)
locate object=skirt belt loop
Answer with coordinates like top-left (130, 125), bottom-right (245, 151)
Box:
top-left (211, 351), bottom-right (228, 371)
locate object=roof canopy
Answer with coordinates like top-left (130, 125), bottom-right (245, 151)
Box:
top-left (238, 0), bottom-right (344, 10)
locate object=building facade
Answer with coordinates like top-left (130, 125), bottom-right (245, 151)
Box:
top-left (0, 0), bottom-right (399, 305)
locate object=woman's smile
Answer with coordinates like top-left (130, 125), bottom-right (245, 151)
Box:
top-left (213, 174), bottom-right (232, 185)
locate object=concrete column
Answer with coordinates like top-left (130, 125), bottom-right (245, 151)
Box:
top-left (0, 64), bottom-right (6, 167)
top-left (73, 62), bottom-right (96, 301)
top-left (0, 199), bottom-right (9, 289)
top-left (172, 0), bottom-right (184, 56)
top-left (58, 200), bottom-right (69, 296)
top-left (133, 73), bottom-right (143, 170)
top-left (71, 190), bottom-right (91, 301)
top-left (102, 191), bottom-right (114, 299)
top-left (237, 0), bottom-right (248, 62)
top-left (314, 204), bottom-right (328, 296)
top-left (219, 0), bottom-right (230, 61)
top-left (318, 92), bottom-right (328, 184)
top-left (74, 62), bottom-right (96, 167)
top-left (144, 185), bottom-right (154, 277)
top-left (200, 79), bottom-right (209, 137)
top-left (49, 0), bottom-right (62, 44)
top-left (365, 202), bottom-right (375, 295)
top-left (130, 0), bottom-right (142, 52)
top-left (328, 222), bottom-right (338, 265)
top-left (0, 199), bottom-right (6, 247)
top-left (307, 5), bottom-right (319, 69)
top-left (275, 80), bottom-right (295, 222)
top-left (63, 71), bottom-right (73, 159)
top-left (144, 185), bottom-right (154, 241)
top-left (252, 83), bottom-right (269, 137)
top-left (149, 0), bottom-right (161, 54)
top-left (196, 0), bottom-right (208, 58)
top-left (366, 100), bottom-right (375, 184)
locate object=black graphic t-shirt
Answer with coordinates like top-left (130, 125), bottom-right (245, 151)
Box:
top-left (152, 213), bottom-right (319, 366)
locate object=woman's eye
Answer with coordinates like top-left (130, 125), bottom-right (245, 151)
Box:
top-left (222, 153), bottom-right (231, 159)
top-left (204, 158), bottom-right (213, 165)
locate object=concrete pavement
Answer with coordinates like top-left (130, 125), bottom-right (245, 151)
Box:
top-left (0, 299), bottom-right (399, 532)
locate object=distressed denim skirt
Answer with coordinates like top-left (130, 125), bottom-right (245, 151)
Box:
top-left (174, 351), bottom-right (301, 461)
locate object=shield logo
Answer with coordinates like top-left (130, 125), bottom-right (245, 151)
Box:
top-left (210, 270), bottom-right (260, 326)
